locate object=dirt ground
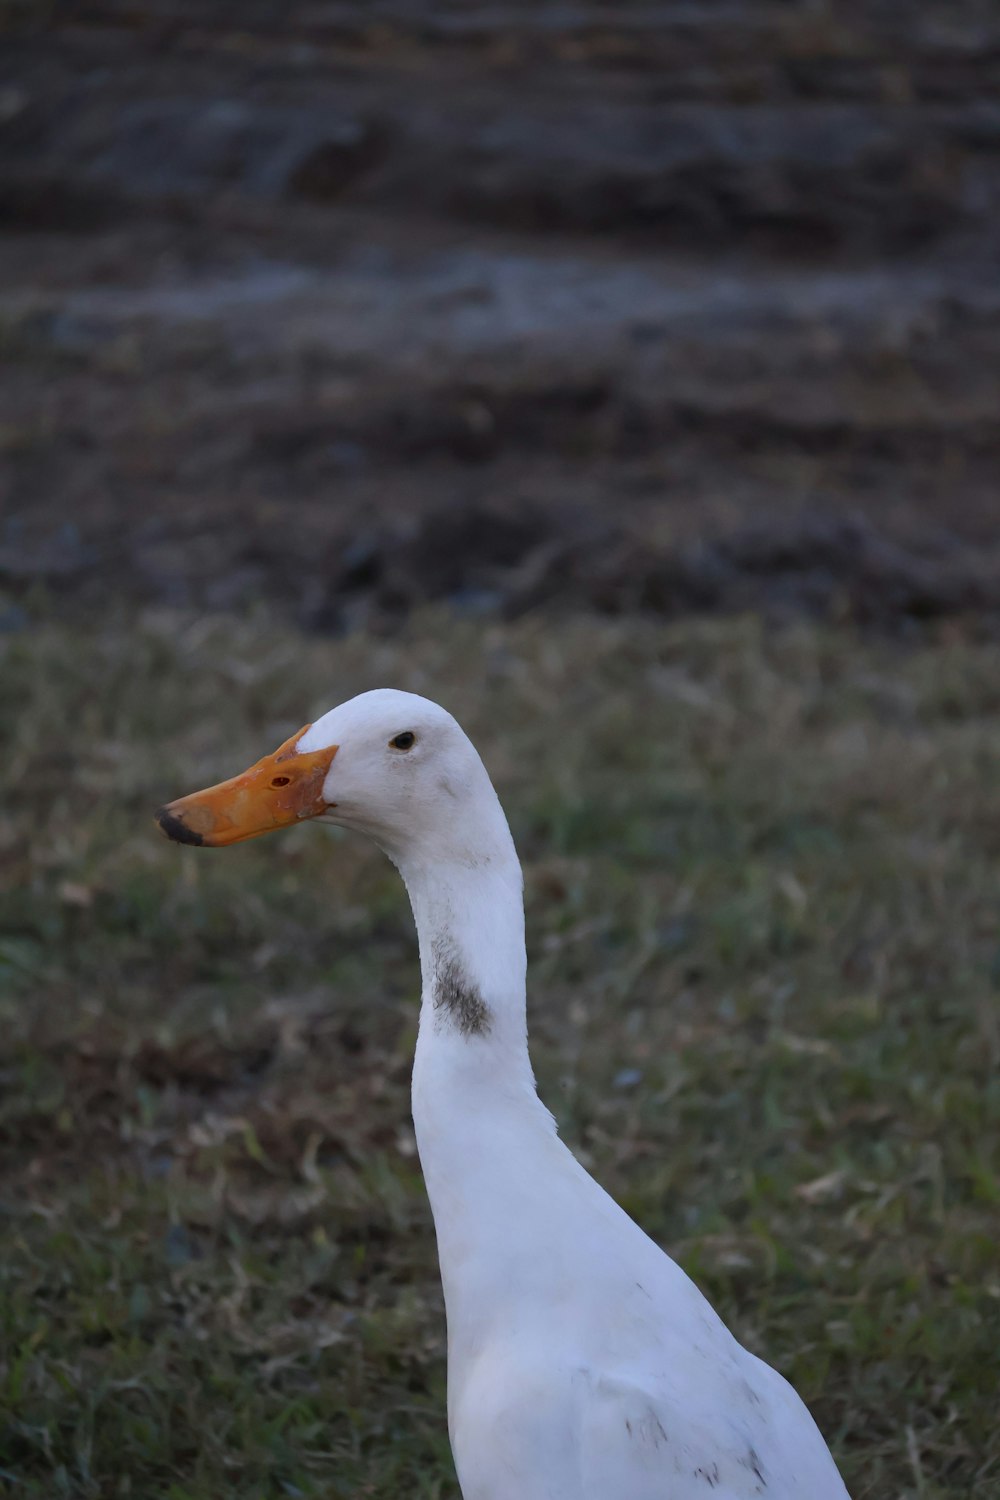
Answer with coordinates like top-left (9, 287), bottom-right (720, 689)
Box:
top-left (1, 1), bottom-right (999, 630)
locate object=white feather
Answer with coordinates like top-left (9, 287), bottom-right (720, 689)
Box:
top-left (300, 689), bottom-right (851, 1500)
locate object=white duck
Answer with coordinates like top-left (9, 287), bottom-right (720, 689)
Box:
top-left (157, 689), bottom-right (851, 1500)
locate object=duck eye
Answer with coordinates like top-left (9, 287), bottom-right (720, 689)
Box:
top-left (390, 731), bottom-right (416, 751)
top-left (270, 775), bottom-right (292, 787)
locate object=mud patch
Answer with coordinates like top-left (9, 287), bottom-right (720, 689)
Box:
top-left (316, 505), bottom-right (1000, 635)
top-left (1, 2), bottom-right (998, 639)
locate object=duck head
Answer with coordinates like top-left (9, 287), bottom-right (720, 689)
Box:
top-left (155, 688), bottom-right (509, 867)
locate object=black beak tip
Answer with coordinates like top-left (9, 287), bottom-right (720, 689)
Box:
top-left (155, 806), bottom-right (206, 846)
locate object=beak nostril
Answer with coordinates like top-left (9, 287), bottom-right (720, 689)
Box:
top-left (271, 775), bottom-right (292, 788)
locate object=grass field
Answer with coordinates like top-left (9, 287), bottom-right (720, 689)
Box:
top-left (2, 605), bottom-right (999, 1499)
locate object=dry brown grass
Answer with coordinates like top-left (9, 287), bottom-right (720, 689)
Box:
top-left (1, 604), bottom-right (999, 1498)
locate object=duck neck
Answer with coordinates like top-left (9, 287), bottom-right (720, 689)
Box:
top-left (395, 824), bottom-right (567, 1351)
top-left (398, 834), bottom-right (553, 1193)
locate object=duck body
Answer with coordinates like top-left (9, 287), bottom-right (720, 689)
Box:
top-left (158, 689), bottom-right (851, 1500)
top-left (412, 966), bottom-right (848, 1500)
top-left (432, 1118), bottom-right (846, 1500)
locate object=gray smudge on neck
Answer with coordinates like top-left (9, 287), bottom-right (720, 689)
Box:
top-left (431, 937), bottom-right (492, 1037)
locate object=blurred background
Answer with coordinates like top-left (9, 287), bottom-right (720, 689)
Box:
top-left (2, 5), bottom-right (1000, 1499)
top-left (2, 0), bottom-right (999, 620)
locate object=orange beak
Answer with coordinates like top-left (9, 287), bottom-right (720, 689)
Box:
top-left (155, 725), bottom-right (338, 847)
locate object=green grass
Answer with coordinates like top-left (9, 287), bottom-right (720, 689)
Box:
top-left (1, 604), bottom-right (999, 1498)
